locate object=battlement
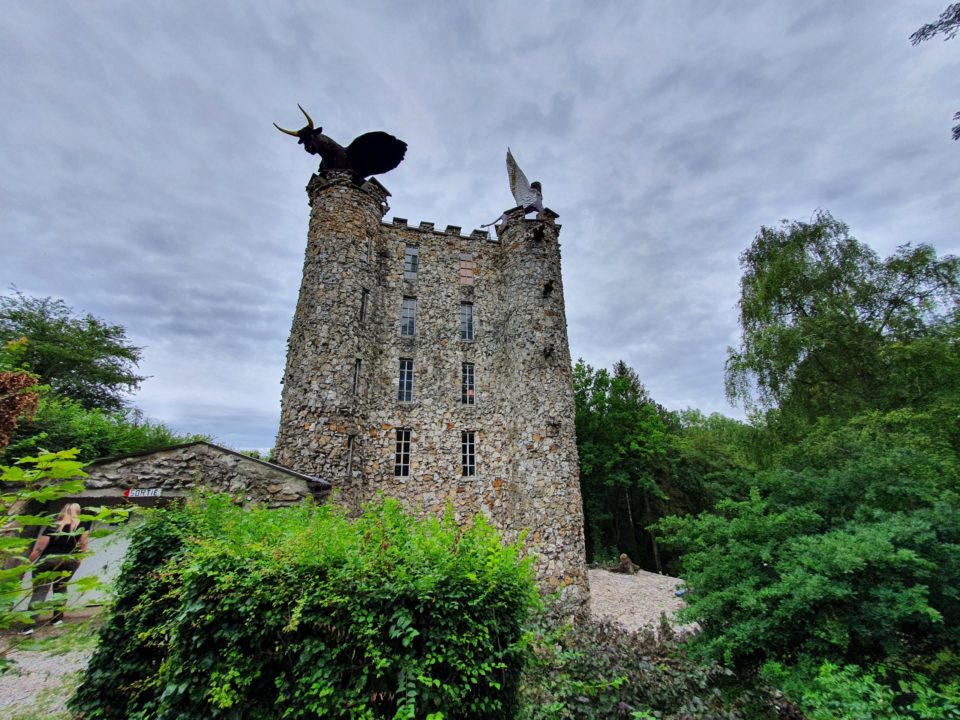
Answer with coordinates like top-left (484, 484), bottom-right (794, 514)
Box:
top-left (387, 217), bottom-right (495, 242)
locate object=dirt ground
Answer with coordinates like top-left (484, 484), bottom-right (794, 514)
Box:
top-left (587, 566), bottom-right (688, 632)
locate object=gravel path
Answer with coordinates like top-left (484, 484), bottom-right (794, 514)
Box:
top-left (0, 647), bottom-right (89, 719)
top-left (587, 566), bottom-right (688, 633)
top-left (0, 572), bottom-right (686, 717)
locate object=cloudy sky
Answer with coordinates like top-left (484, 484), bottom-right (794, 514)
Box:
top-left (3, 2), bottom-right (957, 451)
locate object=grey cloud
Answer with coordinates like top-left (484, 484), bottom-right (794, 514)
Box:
top-left (3, 2), bottom-right (957, 449)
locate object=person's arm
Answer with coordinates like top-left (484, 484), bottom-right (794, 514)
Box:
top-left (28, 534), bottom-right (50, 563)
top-left (78, 530), bottom-right (89, 553)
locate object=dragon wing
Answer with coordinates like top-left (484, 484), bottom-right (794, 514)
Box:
top-left (507, 148), bottom-right (539, 208)
top-left (346, 132), bottom-right (408, 178)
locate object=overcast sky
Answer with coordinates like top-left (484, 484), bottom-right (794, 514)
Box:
top-left (2, 2), bottom-right (958, 451)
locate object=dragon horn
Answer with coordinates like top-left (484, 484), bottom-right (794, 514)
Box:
top-left (298, 104), bottom-right (314, 130)
top-left (273, 122), bottom-right (300, 137)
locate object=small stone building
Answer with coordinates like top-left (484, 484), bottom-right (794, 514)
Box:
top-left (273, 170), bottom-right (588, 599)
top-left (7, 442), bottom-right (329, 611)
top-left (80, 441), bottom-right (330, 507)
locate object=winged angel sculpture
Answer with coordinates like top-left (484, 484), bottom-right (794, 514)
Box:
top-left (483, 148), bottom-right (544, 227)
top-left (274, 105), bottom-right (407, 179)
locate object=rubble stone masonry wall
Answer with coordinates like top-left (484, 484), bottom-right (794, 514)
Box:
top-left (86, 443), bottom-right (324, 507)
top-left (274, 171), bottom-right (587, 599)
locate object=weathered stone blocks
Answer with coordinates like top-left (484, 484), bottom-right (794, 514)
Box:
top-left (275, 171), bottom-right (588, 601)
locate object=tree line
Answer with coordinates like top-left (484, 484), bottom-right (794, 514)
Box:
top-left (578, 210), bottom-right (960, 715)
top-left (0, 290), bottom-right (205, 463)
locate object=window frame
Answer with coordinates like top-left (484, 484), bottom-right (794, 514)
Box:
top-left (395, 429), bottom-right (411, 477)
top-left (403, 246), bottom-right (420, 280)
top-left (460, 302), bottom-right (474, 341)
top-left (398, 357), bottom-right (414, 402)
top-left (461, 430), bottom-right (476, 477)
top-left (346, 434), bottom-right (355, 477)
top-left (459, 252), bottom-right (475, 285)
top-left (359, 288), bottom-right (369, 322)
top-left (461, 362), bottom-right (475, 405)
top-left (400, 297), bottom-right (417, 337)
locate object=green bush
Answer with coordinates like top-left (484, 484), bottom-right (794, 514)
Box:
top-left (2, 394), bottom-right (208, 463)
top-left (71, 496), bottom-right (538, 720)
top-left (657, 405), bottom-right (960, 670)
top-left (761, 659), bottom-right (960, 720)
top-left (518, 605), bottom-right (786, 720)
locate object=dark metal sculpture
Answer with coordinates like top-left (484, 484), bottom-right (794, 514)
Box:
top-left (274, 105), bottom-right (407, 178)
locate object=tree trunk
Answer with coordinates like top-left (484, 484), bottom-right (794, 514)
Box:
top-left (643, 489), bottom-right (663, 574)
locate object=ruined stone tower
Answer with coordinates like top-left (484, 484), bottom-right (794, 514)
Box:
top-left (274, 169), bottom-right (587, 598)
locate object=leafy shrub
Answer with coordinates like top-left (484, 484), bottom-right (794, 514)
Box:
top-left (2, 394), bottom-right (208, 463)
top-left (518, 603), bottom-right (786, 720)
top-left (657, 406), bottom-right (960, 670)
top-left (762, 659), bottom-right (960, 720)
top-left (1, 449), bottom-right (123, 649)
top-left (71, 496), bottom-right (538, 719)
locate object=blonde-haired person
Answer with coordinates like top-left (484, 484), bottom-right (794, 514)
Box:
top-left (27, 502), bottom-right (90, 625)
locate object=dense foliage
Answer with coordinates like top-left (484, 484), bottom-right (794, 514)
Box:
top-left (629, 213), bottom-right (960, 718)
top-left (574, 361), bottom-right (754, 573)
top-left (0, 450), bottom-right (123, 655)
top-left (519, 607), bottom-right (789, 720)
top-left (0, 394), bottom-right (207, 464)
top-left (0, 291), bottom-right (146, 412)
top-left (72, 496), bottom-right (538, 720)
top-left (0, 292), bottom-right (204, 463)
top-left (725, 211), bottom-right (960, 428)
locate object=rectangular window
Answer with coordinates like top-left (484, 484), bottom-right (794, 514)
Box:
top-left (353, 359), bottom-right (361, 394)
top-left (404, 246), bottom-right (419, 280)
top-left (460, 302), bottom-right (474, 340)
top-left (461, 431), bottom-right (476, 477)
top-left (361, 237), bottom-right (372, 265)
top-left (395, 428), bottom-right (411, 477)
top-left (401, 297), bottom-right (416, 337)
top-left (360, 288), bottom-right (369, 321)
top-left (398, 358), bottom-right (414, 401)
top-left (459, 252), bottom-right (475, 285)
top-left (461, 362), bottom-right (475, 405)
top-left (346, 435), bottom-right (355, 477)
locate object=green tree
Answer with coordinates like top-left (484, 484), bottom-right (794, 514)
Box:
top-left (910, 3), bottom-right (960, 141)
top-left (658, 403), bottom-right (960, 672)
top-left (725, 211), bottom-right (960, 429)
top-left (1, 394), bottom-right (208, 464)
top-left (574, 360), bottom-right (675, 569)
top-left (0, 291), bottom-right (146, 412)
top-left (0, 339), bottom-right (41, 452)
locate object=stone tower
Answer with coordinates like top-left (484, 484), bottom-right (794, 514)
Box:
top-left (275, 170), bottom-right (587, 599)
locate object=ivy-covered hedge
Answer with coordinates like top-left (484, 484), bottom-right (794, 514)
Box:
top-left (71, 496), bottom-right (538, 720)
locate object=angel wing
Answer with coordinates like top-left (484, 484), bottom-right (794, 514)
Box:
top-left (507, 148), bottom-right (540, 208)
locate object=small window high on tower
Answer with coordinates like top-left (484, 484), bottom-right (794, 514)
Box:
top-left (398, 358), bottom-right (414, 401)
top-left (395, 429), bottom-right (411, 477)
top-left (461, 362), bottom-right (475, 405)
top-left (461, 431), bottom-right (476, 476)
top-left (404, 246), bottom-right (419, 280)
top-left (401, 297), bottom-right (416, 337)
top-left (460, 302), bottom-right (474, 340)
